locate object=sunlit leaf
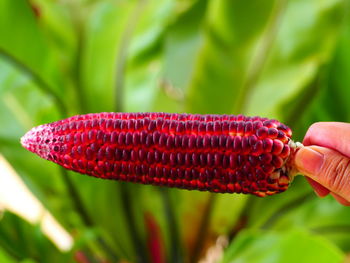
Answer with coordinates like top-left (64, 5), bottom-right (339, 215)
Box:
top-left (81, 0), bottom-right (135, 112)
top-left (221, 228), bottom-right (344, 263)
top-left (186, 0), bottom-right (277, 114)
top-left (0, 0), bottom-right (73, 106)
top-left (246, 0), bottom-right (344, 119)
top-left (0, 247), bottom-right (16, 263)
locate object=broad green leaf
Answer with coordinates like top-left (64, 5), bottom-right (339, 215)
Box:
top-left (81, 0), bottom-right (135, 112)
top-left (271, 193), bottom-right (350, 251)
top-left (150, 0), bottom-right (209, 113)
top-left (162, 0), bottom-right (208, 90)
top-left (221, 228), bottom-right (344, 263)
top-left (125, 0), bottom-right (175, 112)
top-left (0, 0), bottom-right (73, 107)
top-left (246, 0), bottom-right (344, 119)
top-left (32, 0), bottom-right (76, 56)
top-left (294, 7), bottom-right (350, 126)
top-left (186, 0), bottom-right (277, 114)
top-left (0, 247), bottom-right (16, 263)
top-left (0, 211), bottom-right (72, 263)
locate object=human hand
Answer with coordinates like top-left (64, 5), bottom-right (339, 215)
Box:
top-left (294, 122), bottom-right (350, 206)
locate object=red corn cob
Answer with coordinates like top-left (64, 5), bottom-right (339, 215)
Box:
top-left (21, 112), bottom-right (299, 197)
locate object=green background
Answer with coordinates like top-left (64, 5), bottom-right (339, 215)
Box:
top-left (0, 0), bottom-right (350, 262)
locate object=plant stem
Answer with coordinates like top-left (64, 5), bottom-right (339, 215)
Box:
top-left (61, 168), bottom-right (120, 261)
top-left (190, 194), bottom-right (216, 263)
top-left (159, 188), bottom-right (183, 263)
top-left (119, 184), bottom-right (148, 263)
top-left (60, 168), bottom-right (93, 226)
top-left (228, 196), bottom-right (253, 241)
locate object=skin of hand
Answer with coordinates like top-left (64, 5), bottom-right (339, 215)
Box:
top-left (294, 122), bottom-right (350, 206)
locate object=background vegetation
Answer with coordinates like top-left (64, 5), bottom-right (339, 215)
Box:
top-left (1, 0), bottom-right (350, 262)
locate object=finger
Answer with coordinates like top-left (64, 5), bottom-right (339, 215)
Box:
top-left (294, 146), bottom-right (350, 202)
top-left (302, 122), bottom-right (350, 158)
top-left (305, 177), bottom-right (330, 197)
top-left (330, 193), bottom-right (350, 206)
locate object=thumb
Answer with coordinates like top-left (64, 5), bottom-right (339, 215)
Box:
top-left (294, 146), bottom-right (350, 201)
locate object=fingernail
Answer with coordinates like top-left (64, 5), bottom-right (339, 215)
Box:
top-left (295, 147), bottom-right (324, 175)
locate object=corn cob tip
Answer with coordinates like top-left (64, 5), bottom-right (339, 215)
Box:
top-left (21, 112), bottom-right (300, 197)
top-left (21, 124), bottom-right (53, 160)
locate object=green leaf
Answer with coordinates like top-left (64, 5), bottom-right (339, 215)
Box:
top-left (0, 211), bottom-right (72, 263)
top-left (0, 247), bottom-right (16, 263)
top-left (246, 176), bottom-right (314, 229)
top-left (0, 59), bottom-right (80, 231)
top-left (68, 175), bottom-right (135, 259)
top-left (162, 0), bottom-right (208, 90)
top-left (271, 195), bottom-right (350, 251)
top-left (81, 0), bottom-right (135, 112)
top-left (0, 0), bottom-right (73, 107)
top-left (125, 0), bottom-right (175, 113)
top-left (221, 228), bottom-right (345, 263)
top-left (150, 0), bottom-right (209, 113)
top-left (245, 0), bottom-right (344, 118)
top-left (186, 0), bottom-right (277, 114)
top-left (294, 6), bottom-right (350, 126)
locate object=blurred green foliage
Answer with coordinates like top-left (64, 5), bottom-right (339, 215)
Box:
top-left (0, 0), bottom-right (350, 262)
